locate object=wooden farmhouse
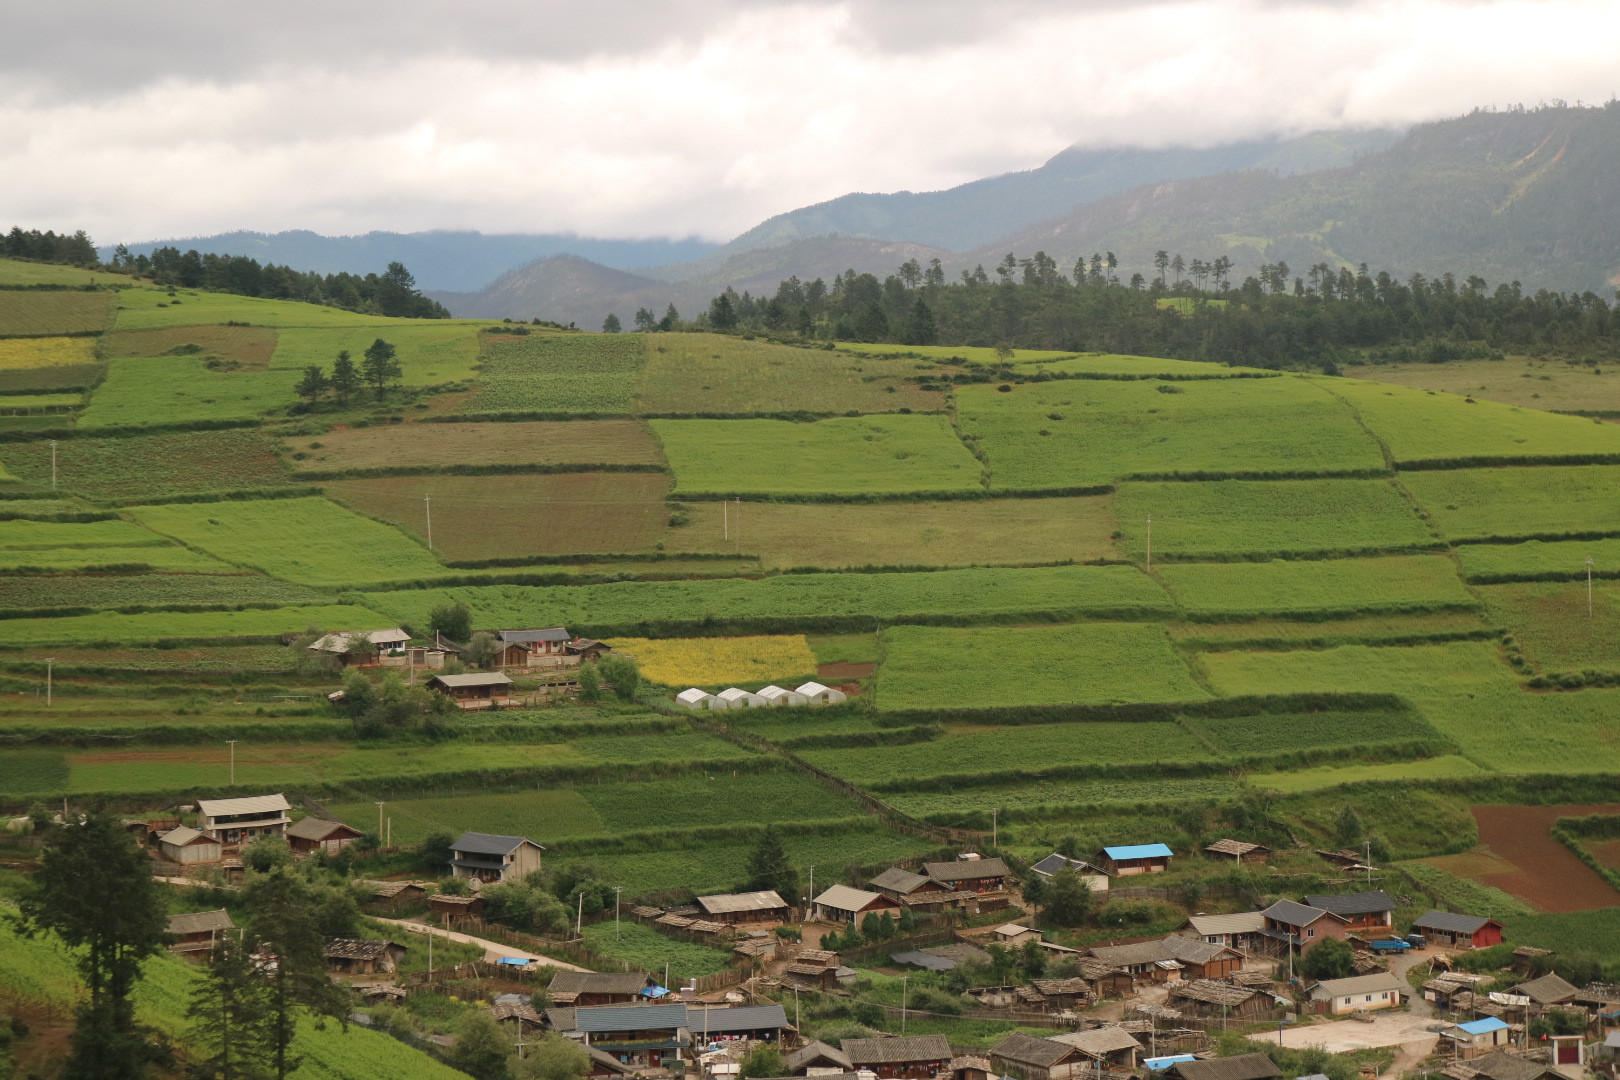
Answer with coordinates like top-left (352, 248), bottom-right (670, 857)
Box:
top-left (1162, 936), bottom-right (1244, 979)
top-left (1454, 1051), bottom-right (1568, 1080)
top-left (494, 628), bottom-right (572, 668)
top-left (1047, 1027), bottom-right (1141, 1071)
top-left (1028, 853), bottom-right (1111, 894)
top-left (1204, 839), bottom-right (1272, 864)
top-left (362, 880), bottom-right (429, 911)
top-left (166, 909), bottom-right (234, 958)
top-left (923, 855), bottom-right (1011, 893)
top-left (1178, 911), bottom-right (1267, 952)
top-left (688, 1003), bottom-right (790, 1043)
top-left (841, 1034), bottom-right (953, 1079)
top-left (429, 893), bottom-right (485, 923)
top-left (1308, 971), bottom-right (1406, 1015)
top-left (308, 628), bottom-right (411, 666)
top-left (1166, 1053), bottom-right (1283, 1080)
top-left (1167, 979), bottom-right (1275, 1020)
top-left (813, 884), bottom-right (899, 923)
top-left (785, 1040), bottom-right (853, 1075)
top-left (197, 793), bottom-right (291, 845)
top-left (1514, 972), bottom-right (1580, 1007)
top-left (1087, 941), bottom-right (1186, 984)
top-left (867, 867), bottom-right (976, 912)
top-left (556, 1003), bottom-right (691, 1070)
top-left (1257, 899), bottom-right (1351, 955)
top-left (286, 816), bottom-right (363, 856)
top-left (695, 890), bottom-right (790, 924)
top-left (991, 1032), bottom-right (1096, 1080)
top-left (991, 923), bottom-right (1042, 947)
top-left (1096, 843), bottom-right (1173, 875)
top-left (1303, 890), bottom-right (1397, 934)
top-left (426, 671), bottom-right (514, 706)
top-left (547, 971), bottom-right (658, 1007)
top-left (157, 825), bottom-right (222, 865)
top-left (448, 831), bottom-right (544, 882)
top-left (796, 681), bottom-right (847, 705)
top-left (1412, 910), bottom-right (1506, 949)
top-left (325, 937), bottom-right (407, 975)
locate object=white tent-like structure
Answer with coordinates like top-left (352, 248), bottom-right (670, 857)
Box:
top-left (757, 685), bottom-right (808, 707)
top-left (676, 688), bottom-right (722, 710)
top-left (796, 681), bottom-right (847, 705)
top-left (717, 687), bottom-right (767, 708)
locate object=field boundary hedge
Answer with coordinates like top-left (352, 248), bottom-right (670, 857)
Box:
top-left (1184, 626), bottom-right (1501, 652)
top-left (0, 510), bottom-right (120, 523)
top-left (0, 562), bottom-right (171, 576)
top-left (0, 599), bottom-right (320, 621)
top-left (1549, 814), bottom-right (1620, 892)
top-left (1119, 467), bottom-right (1393, 483)
top-left (1153, 542), bottom-right (1450, 564)
top-left (1466, 569), bottom-right (1620, 585)
top-left (441, 551), bottom-right (751, 570)
top-left (113, 487), bottom-right (322, 507)
top-left (670, 485), bottom-right (1114, 504)
top-left (293, 462), bottom-right (669, 481)
top-left (1397, 453), bottom-right (1620, 470)
top-left (0, 417), bottom-right (260, 443)
top-left (1179, 600), bottom-right (1483, 624)
top-left (870, 691), bottom-right (1411, 728)
top-left (1453, 529), bottom-right (1620, 546)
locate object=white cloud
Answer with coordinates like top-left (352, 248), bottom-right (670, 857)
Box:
top-left (2, 0), bottom-right (1616, 243)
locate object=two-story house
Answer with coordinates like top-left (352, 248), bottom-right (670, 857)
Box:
top-left (1257, 898), bottom-right (1350, 955)
top-left (448, 831), bottom-right (546, 883)
top-left (1303, 891), bottom-right (1396, 935)
top-left (196, 793), bottom-right (291, 845)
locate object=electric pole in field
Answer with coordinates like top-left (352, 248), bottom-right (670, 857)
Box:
top-left (50, 440), bottom-right (58, 490)
top-left (723, 498), bottom-right (728, 541)
top-left (1145, 513), bottom-right (1153, 569)
top-left (614, 885), bottom-right (623, 940)
top-left (1587, 557), bottom-right (1595, 618)
top-left (376, 801), bottom-right (384, 842)
top-left (44, 657), bottom-right (54, 707)
top-left (423, 495), bottom-right (433, 549)
top-left (227, 739), bottom-right (237, 785)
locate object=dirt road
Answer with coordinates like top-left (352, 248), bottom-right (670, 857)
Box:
top-left (372, 916), bottom-right (592, 970)
top-left (1251, 1011), bottom-right (1441, 1054)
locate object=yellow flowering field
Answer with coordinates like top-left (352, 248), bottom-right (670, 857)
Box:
top-left (0, 337), bottom-right (98, 369)
top-left (608, 634), bottom-right (819, 687)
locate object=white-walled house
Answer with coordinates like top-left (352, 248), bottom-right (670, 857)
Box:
top-left (717, 687), bottom-right (766, 708)
top-left (677, 688), bottom-right (723, 710)
top-left (796, 681), bottom-right (846, 705)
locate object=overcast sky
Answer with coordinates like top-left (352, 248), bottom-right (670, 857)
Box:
top-left (4, 0), bottom-right (1617, 244)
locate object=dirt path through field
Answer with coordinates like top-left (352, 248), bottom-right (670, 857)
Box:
top-left (1471, 804), bottom-right (1620, 912)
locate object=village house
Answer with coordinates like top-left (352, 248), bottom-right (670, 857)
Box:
top-left (1178, 911), bottom-right (1267, 952)
top-left (785, 1040), bottom-right (853, 1076)
top-left (1257, 899), bottom-right (1350, 955)
top-left (758, 684), bottom-right (809, 707)
top-left (425, 671), bottom-right (514, 707)
top-left (1166, 979), bottom-right (1275, 1021)
top-left (782, 948), bottom-right (843, 991)
top-left (494, 628), bottom-right (572, 668)
top-left (1514, 972), bottom-right (1581, 1008)
top-left (449, 831), bottom-right (545, 882)
top-left (197, 793), bottom-right (291, 845)
top-left (286, 816), bottom-right (363, 856)
top-left (325, 938), bottom-right (408, 975)
top-left (562, 1003), bottom-right (691, 1070)
top-left (157, 825), bottom-right (223, 865)
top-left (796, 681), bottom-right (847, 705)
top-left (991, 923), bottom-right (1043, 947)
top-left (1412, 911), bottom-right (1506, 949)
top-left (1303, 891), bottom-right (1396, 935)
top-left (717, 687), bottom-right (767, 708)
top-left (490, 996), bottom-right (545, 1030)
top-left (991, 1031), bottom-right (1094, 1080)
top-left (547, 971), bottom-right (659, 1007)
top-left (688, 1003), bottom-right (791, 1044)
top-left (1028, 977), bottom-right (1093, 1012)
top-left (166, 909), bottom-right (234, 958)
top-left (1308, 971), bottom-right (1406, 1015)
top-left (1096, 843), bottom-right (1173, 875)
top-left (308, 628), bottom-right (412, 666)
top-left (695, 890), bottom-right (790, 924)
top-left (868, 867), bottom-right (976, 913)
top-left (1088, 941), bottom-right (1182, 984)
top-left (1048, 1026), bottom-right (1141, 1071)
top-left (1028, 853), bottom-right (1111, 894)
top-left (677, 688), bottom-right (722, 710)
top-left (1162, 936), bottom-right (1245, 979)
top-left (841, 1034), bottom-right (953, 1079)
top-left (813, 884), bottom-right (899, 923)
top-left (1166, 1053), bottom-right (1283, 1080)
top-left (1445, 1017), bottom-right (1513, 1058)
top-left (923, 854), bottom-right (1011, 893)
top-left (361, 880), bottom-right (429, 911)
top-left (1204, 839), bottom-right (1272, 865)
top-left (429, 893), bottom-right (485, 923)
top-left (1072, 955), bottom-right (1135, 998)
top-left (1449, 1050), bottom-right (1566, 1080)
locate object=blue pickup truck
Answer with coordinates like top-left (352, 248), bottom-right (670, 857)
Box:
top-left (1368, 938), bottom-right (1413, 954)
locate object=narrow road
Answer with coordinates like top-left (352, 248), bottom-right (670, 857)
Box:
top-left (372, 916), bottom-right (593, 971)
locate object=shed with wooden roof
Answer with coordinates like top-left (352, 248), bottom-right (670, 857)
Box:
top-left (841, 1035), bottom-right (953, 1079)
top-left (1204, 839), bottom-right (1271, 864)
top-left (695, 890), bottom-right (790, 924)
top-left (287, 816), bottom-right (363, 856)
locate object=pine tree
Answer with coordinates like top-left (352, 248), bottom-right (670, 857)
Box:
top-left (1042, 866), bottom-right (1093, 927)
top-left (329, 351), bottom-right (360, 406)
top-left (361, 338), bottom-right (401, 399)
top-left (293, 365), bottom-right (329, 407)
top-left (187, 937), bottom-right (274, 1080)
top-left (241, 868), bottom-right (350, 1080)
top-left (1334, 804), bottom-right (1365, 848)
top-left (601, 313), bottom-right (622, 333)
top-left (743, 825), bottom-right (798, 899)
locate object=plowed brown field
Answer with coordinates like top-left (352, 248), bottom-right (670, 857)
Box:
top-left (1472, 804), bottom-right (1620, 912)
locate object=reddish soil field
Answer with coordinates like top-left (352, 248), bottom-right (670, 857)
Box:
top-left (819, 661), bottom-right (875, 679)
top-left (1471, 803), bottom-right (1620, 912)
top-left (1587, 837), bottom-right (1620, 870)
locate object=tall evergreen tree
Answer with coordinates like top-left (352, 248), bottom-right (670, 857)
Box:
top-left (601, 313), bottom-right (622, 333)
top-left (329, 351), bottom-right (360, 406)
top-left (743, 825), bottom-right (798, 900)
top-left (241, 868), bottom-right (350, 1080)
top-left (361, 338), bottom-right (401, 399)
top-left (187, 937), bottom-right (274, 1080)
top-left (293, 365), bottom-right (329, 407)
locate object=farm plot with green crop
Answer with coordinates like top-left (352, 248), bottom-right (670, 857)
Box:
top-left (1401, 466), bottom-right (1620, 541)
top-left (0, 571), bottom-right (331, 610)
top-left (1456, 537), bottom-right (1620, 581)
top-left (272, 323), bottom-right (483, 386)
top-left (1198, 640), bottom-right (1620, 774)
top-left (0, 257), bottom-right (130, 287)
top-left (111, 286), bottom-right (418, 330)
top-left (1010, 353), bottom-right (1273, 377)
top-left (0, 517), bottom-right (172, 549)
top-left (1185, 710), bottom-right (1448, 757)
top-left (673, 494), bottom-right (1119, 569)
top-left (327, 789), bottom-right (609, 844)
top-left (0, 289), bottom-right (116, 336)
top-left (1247, 755), bottom-right (1488, 792)
top-left (1170, 611), bottom-right (1494, 650)
top-left (464, 332), bottom-right (645, 414)
top-left (80, 354), bottom-right (299, 427)
top-left (0, 392), bottom-right (79, 410)
top-left (105, 323), bottom-right (279, 366)
top-left (362, 564), bottom-right (1173, 636)
top-left (0, 429), bottom-right (288, 501)
top-left (638, 333), bottom-right (942, 414)
top-left (1476, 580), bottom-right (1620, 672)
top-left (292, 418), bottom-right (664, 470)
top-left (129, 496), bottom-right (454, 585)
top-left (0, 544), bottom-right (233, 573)
top-left (653, 415), bottom-right (983, 496)
top-left (800, 721), bottom-right (1207, 787)
top-left (1332, 379), bottom-right (1620, 465)
top-left (1156, 554), bottom-right (1479, 618)
top-left (956, 375), bottom-right (1385, 490)
top-left (327, 472), bottom-right (674, 560)
top-left (1115, 478), bottom-right (1435, 559)
top-left (873, 623), bottom-right (1209, 710)
top-left (888, 776), bottom-right (1243, 819)
top-left (0, 602), bottom-right (372, 647)
top-left (581, 922), bottom-right (733, 977)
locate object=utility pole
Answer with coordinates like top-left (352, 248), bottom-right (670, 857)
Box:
top-left (50, 440), bottom-right (58, 490)
top-left (577, 891), bottom-right (584, 935)
top-left (735, 497), bottom-right (741, 555)
top-left (376, 801), bottom-right (384, 842)
top-left (44, 657), bottom-right (54, 708)
top-left (614, 885), bottom-right (623, 941)
top-left (723, 498), bottom-right (728, 541)
top-left (1145, 513), bottom-right (1152, 569)
top-left (1365, 839), bottom-right (1372, 885)
top-left (386, 816), bottom-right (392, 848)
top-left (794, 986), bottom-right (800, 1030)
top-left (901, 974), bottom-right (908, 1034)
top-left (424, 495), bottom-right (433, 549)
top-left (227, 739), bottom-right (237, 785)
top-left (428, 929), bottom-right (433, 979)
top-left (806, 866), bottom-right (814, 922)
top-left (1587, 557), bottom-right (1595, 618)
top-left (992, 807), bottom-right (998, 849)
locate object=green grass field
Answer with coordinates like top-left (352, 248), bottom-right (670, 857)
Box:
top-left (674, 494), bottom-right (1120, 569)
top-left (111, 286), bottom-right (432, 330)
top-left (1186, 710), bottom-right (1445, 756)
top-left (956, 375), bottom-right (1385, 489)
top-left (638, 333), bottom-right (942, 414)
top-left (1, 429), bottom-right (289, 501)
top-left (1114, 478), bottom-right (1435, 559)
top-left (1010, 352), bottom-right (1270, 377)
top-left (1246, 755), bottom-right (1488, 792)
top-left (0, 257), bottom-right (130, 287)
top-left (0, 517), bottom-right (172, 548)
top-left (272, 323), bottom-right (484, 387)
top-left (0, 603), bottom-right (375, 648)
top-left (1333, 379), bottom-right (1620, 464)
top-left (886, 776), bottom-right (1243, 818)
top-left (836, 342), bottom-right (1077, 365)
top-left (362, 564), bottom-right (1173, 634)
top-left (653, 415), bottom-right (983, 496)
top-left (1476, 580), bottom-right (1620, 671)
top-left (874, 623), bottom-right (1209, 710)
top-left (0, 572), bottom-right (330, 610)
top-left (1401, 465), bottom-right (1620, 541)
top-left (1347, 357), bottom-right (1620, 414)
top-left (0, 290), bottom-right (116, 336)
top-left (326, 472), bottom-right (674, 560)
top-left (80, 354), bottom-right (299, 427)
top-left (292, 418), bottom-right (664, 469)
top-left (0, 544), bottom-right (233, 573)
top-left (128, 496), bottom-right (454, 586)
top-left (465, 331), bottom-right (645, 414)
top-left (1456, 537), bottom-right (1620, 580)
top-left (1155, 554), bottom-right (1479, 618)
top-left (581, 922), bottom-right (733, 978)
top-left (105, 323), bottom-right (279, 365)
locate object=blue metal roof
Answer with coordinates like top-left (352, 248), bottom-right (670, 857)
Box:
top-left (1105, 843), bottom-right (1173, 860)
top-left (1457, 1018), bottom-right (1509, 1035)
top-left (1144, 1056), bottom-right (1198, 1071)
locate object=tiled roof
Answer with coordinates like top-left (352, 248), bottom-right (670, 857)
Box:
top-left (451, 831), bottom-right (541, 855)
top-left (785, 1041), bottom-right (851, 1072)
top-left (841, 1035), bottom-right (952, 1065)
top-left (1260, 899), bottom-right (1336, 927)
top-left (869, 867), bottom-right (932, 894)
top-left (1515, 973), bottom-right (1580, 1004)
top-left (1183, 912), bottom-right (1266, 936)
top-left (992, 1032), bottom-right (1079, 1069)
top-left (1050, 1027), bottom-right (1142, 1056)
top-left (923, 857), bottom-right (1010, 881)
top-left (287, 817), bottom-right (357, 841)
top-left (572, 1003), bottom-right (689, 1033)
top-left (1168, 1053), bottom-right (1285, 1080)
top-left (1309, 972), bottom-right (1406, 997)
top-left (1413, 910), bottom-right (1498, 934)
top-left (197, 793), bottom-right (290, 817)
top-left (814, 884), bottom-right (887, 912)
top-left (1303, 891), bottom-right (1395, 916)
top-left (696, 890), bottom-right (788, 915)
top-left (167, 909), bottom-right (233, 935)
top-left (688, 1004), bottom-right (788, 1033)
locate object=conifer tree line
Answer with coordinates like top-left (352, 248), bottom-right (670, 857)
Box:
top-left (3, 224), bottom-right (448, 319)
top-left (682, 251), bottom-right (1620, 370)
